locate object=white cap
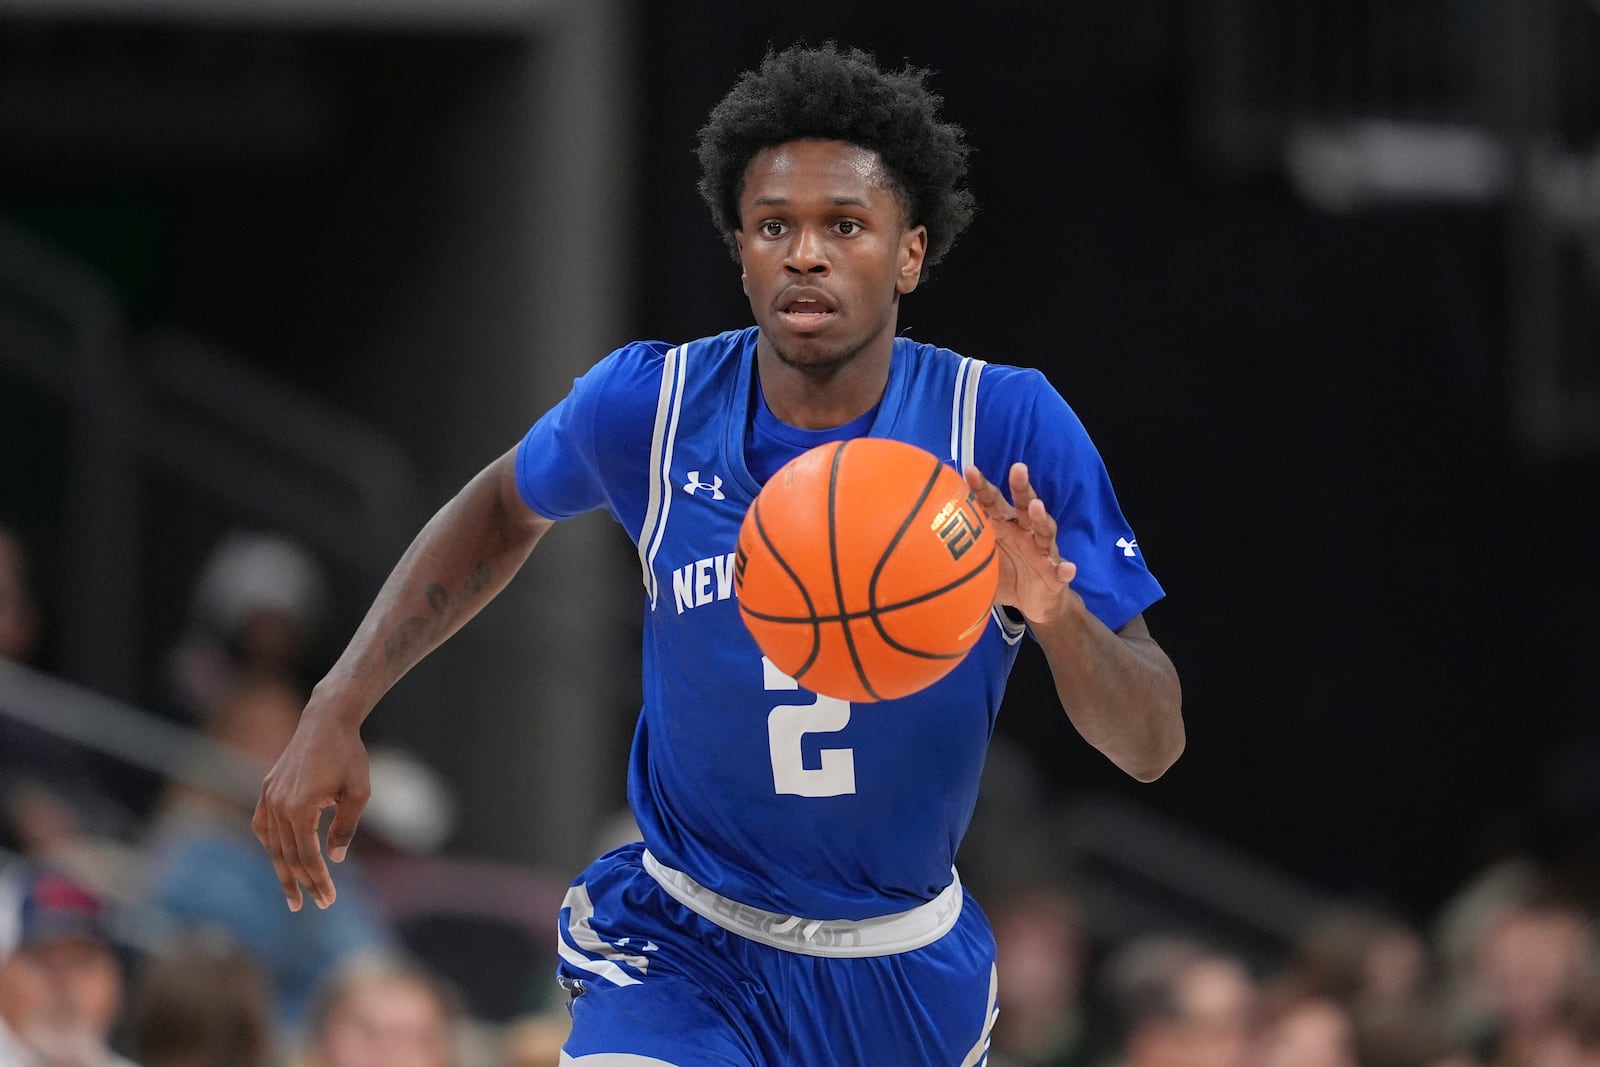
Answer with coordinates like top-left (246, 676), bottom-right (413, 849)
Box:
top-left (191, 530), bottom-right (331, 638)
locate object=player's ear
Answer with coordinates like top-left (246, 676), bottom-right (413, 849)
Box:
top-left (897, 225), bottom-right (928, 295)
top-left (735, 230), bottom-right (749, 293)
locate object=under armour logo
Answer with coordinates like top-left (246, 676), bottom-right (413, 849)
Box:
top-left (683, 471), bottom-right (725, 500)
top-left (1116, 536), bottom-right (1140, 558)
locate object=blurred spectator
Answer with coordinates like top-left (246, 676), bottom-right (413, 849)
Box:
top-left (1280, 901), bottom-right (1461, 1067)
top-left (121, 931), bottom-right (276, 1067)
top-left (1529, 974), bottom-right (1600, 1067)
top-left (500, 1011), bottom-right (570, 1067)
top-left (988, 883), bottom-right (1096, 1067)
top-left (1435, 859), bottom-right (1548, 996)
top-left (356, 747), bottom-right (460, 860)
top-left (353, 842), bottom-right (562, 1025)
top-left (0, 865), bottom-right (139, 1066)
top-left (0, 527), bottom-right (135, 864)
top-left (140, 674), bottom-right (393, 1027)
top-left (1098, 935), bottom-right (1258, 1067)
top-left (1455, 889), bottom-right (1597, 1067)
top-left (0, 525), bottom-right (41, 664)
top-left (1255, 990), bottom-right (1360, 1067)
top-left (294, 952), bottom-right (461, 1067)
top-left (163, 530), bottom-right (331, 723)
top-left (1359, 1008), bottom-right (1477, 1067)
top-left (1287, 902), bottom-right (1431, 1017)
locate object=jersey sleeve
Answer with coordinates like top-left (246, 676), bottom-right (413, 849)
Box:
top-left (515, 341), bottom-right (669, 522)
top-left (977, 367), bottom-right (1165, 633)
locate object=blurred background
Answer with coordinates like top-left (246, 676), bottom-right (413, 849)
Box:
top-left (2, 1), bottom-right (1598, 1065)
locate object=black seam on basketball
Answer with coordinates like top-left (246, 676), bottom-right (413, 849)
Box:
top-left (872, 550), bottom-right (994, 659)
top-left (742, 542), bottom-right (998, 628)
top-left (863, 458), bottom-right (991, 665)
top-left (748, 494), bottom-right (824, 681)
top-left (866, 455), bottom-right (947, 621)
top-left (868, 540), bottom-right (998, 658)
top-left (828, 441), bottom-right (883, 702)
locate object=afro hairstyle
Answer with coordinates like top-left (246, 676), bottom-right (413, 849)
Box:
top-left (696, 42), bottom-right (975, 280)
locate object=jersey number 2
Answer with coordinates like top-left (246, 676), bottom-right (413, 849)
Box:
top-left (764, 657), bottom-right (856, 797)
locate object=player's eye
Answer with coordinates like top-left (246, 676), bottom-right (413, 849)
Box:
top-left (759, 220), bottom-right (786, 237)
top-left (835, 220), bottom-right (861, 236)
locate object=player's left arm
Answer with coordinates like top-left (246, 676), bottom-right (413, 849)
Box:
top-left (965, 462), bottom-right (1184, 782)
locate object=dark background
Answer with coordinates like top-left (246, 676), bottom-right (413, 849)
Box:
top-left (2, 1), bottom-right (1596, 928)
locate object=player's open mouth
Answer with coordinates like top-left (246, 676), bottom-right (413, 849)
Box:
top-left (776, 295), bottom-right (838, 330)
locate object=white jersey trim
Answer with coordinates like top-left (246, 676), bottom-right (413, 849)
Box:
top-left (638, 343), bottom-right (687, 607)
top-left (959, 962), bottom-right (1000, 1067)
top-left (948, 358), bottom-right (1025, 646)
top-left (642, 850), bottom-right (962, 958)
top-left (950, 356), bottom-right (982, 470)
top-left (559, 883), bottom-right (644, 988)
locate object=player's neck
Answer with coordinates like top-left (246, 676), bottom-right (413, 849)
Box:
top-left (754, 338), bottom-right (892, 431)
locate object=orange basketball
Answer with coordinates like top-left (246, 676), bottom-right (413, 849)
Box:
top-left (734, 438), bottom-right (999, 702)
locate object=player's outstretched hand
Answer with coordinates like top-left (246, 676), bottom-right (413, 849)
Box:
top-left (965, 462), bottom-right (1080, 627)
top-left (251, 700), bottom-right (370, 912)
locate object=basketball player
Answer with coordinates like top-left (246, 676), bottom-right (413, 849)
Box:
top-left (254, 44), bottom-right (1184, 1065)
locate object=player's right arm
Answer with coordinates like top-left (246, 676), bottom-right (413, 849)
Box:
top-left (252, 445), bottom-right (552, 912)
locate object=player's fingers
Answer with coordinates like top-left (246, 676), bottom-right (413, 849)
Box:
top-left (964, 465), bottom-right (1015, 520)
top-left (253, 787), bottom-right (307, 911)
top-left (250, 793), bottom-right (270, 849)
top-left (258, 808), bottom-right (305, 912)
top-left (325, 782), bottom-right (370, 865)
top-left (1026, 497), bottom-right (1061, 555)
top-left (1008, 463), bottom-right (1041, 529)
top-left (286, 805), bottom-right (337, 909)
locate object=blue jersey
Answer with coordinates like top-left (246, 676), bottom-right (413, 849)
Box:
top-left (517, 326), bottom-right (1163, 921)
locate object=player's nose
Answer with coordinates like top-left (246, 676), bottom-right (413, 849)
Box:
top-left (784, 225), bottom-right (829, 274)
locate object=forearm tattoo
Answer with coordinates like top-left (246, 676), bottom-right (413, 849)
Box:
top-left (384, 562), bottom-right (492, 668)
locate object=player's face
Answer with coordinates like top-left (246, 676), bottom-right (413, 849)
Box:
top-left (735, 139), bottom-right (927, 377)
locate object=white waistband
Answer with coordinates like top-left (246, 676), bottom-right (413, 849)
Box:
top-left (641, 849), bottom-right (963, 958)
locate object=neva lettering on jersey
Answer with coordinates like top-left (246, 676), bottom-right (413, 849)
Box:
top-left (671, 551), bottom-right (738, 615)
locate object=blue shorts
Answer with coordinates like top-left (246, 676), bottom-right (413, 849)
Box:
top-left (555, 843), bottom-right (998, 1067)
